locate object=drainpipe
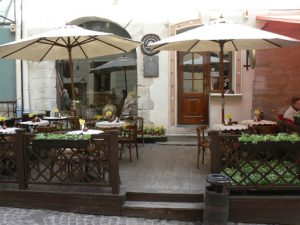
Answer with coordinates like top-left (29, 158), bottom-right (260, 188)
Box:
top-left (14, 0), bottom-right (23, 117)
top-left (16, 0), bottom-right (30, 114)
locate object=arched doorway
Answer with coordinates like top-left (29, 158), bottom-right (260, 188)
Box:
top-left (56, 17), bottom-right (137, 118)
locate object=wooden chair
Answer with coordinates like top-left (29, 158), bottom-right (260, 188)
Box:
top-left (196, 125), bottom-right (210, 168)
top-left (134, 116), bottom-right (144, 146)
top-left (253, 125), bottom-right (278, 134)
top-left (119, 125), bottom-right (138, 161)
top-left (36, 125), bottom-right (57, 133)
top-left (68, 116), bottom-right (80, 130)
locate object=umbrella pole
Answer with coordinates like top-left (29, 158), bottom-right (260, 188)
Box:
top-left (219, 41), bottom-right (225, 124)
top-left (124, 68), bottom-right (128, 95)
top-left (68, 48), bottom-right (75, 101)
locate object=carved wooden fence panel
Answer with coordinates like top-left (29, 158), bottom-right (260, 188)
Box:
top-left (210, 131), bottom-right (300, 190)
top-left (0, 131), bottom-right (119, 194)
top-left (0, 133), bottom-right (18, 183)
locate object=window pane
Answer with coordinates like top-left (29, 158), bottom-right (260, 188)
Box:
top-left (210, 51), bottom-right (232, 91)
top-left (194, 72), bottom-right (203, 79)
top-left (183, 71), bottom-right (192, 79)
top-left (183, 80), bottom-right (193, 93)
top-left (183, 53), bottom-right (193, 64)
top-left (211, 77), bottom-right (219, 90)
top-left (194, 53), bottom-right (203, 65)
top-left (194, 80), bottom-right (203, 93)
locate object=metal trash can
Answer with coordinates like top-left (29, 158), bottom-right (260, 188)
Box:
top-left (203, 173), bottom-right (230, 225)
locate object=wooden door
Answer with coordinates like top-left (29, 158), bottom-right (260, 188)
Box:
top-left (177, 52), bottom-right (209, 124)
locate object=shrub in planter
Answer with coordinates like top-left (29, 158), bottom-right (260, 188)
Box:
top-left (141, 125), bottom-right (167, 143)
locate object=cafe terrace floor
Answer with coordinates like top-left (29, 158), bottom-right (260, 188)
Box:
top-left (119, 142), bottom-right (209, 194)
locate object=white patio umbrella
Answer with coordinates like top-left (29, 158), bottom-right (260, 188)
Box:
top-left (149, 19), bottom-right (300, 123)
top-left (91, 56), bottom-right (136, 94)
top-left (0, 25), bottom-right (140, 100)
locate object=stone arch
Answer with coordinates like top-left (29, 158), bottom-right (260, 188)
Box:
top-left (56, 16), bottom-right (137, 118)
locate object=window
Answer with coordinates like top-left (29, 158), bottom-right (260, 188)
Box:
top-left (210, 52), bottom-right (232, 92)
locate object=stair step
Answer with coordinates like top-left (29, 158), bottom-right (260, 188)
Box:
top-left (125, 192), bottom-right (203, 202)
top-left (121, 201), bottom-right (204, 221)
top-left (123, 201), bottom-right (204, 209)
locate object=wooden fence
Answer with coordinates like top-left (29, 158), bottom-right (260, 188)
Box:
top-left (0, 130), bottom-right (120, 194)
top-left (209, 130), bottom-right (300, 224)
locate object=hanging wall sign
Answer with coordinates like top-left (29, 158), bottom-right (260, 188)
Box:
top-left (141, 33), bottom-right (161, 56)
top-left (144, 55), bottom-right (159, 77)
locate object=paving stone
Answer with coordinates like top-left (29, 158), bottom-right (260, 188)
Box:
top-left (0, 207), bottom-right (272, 225)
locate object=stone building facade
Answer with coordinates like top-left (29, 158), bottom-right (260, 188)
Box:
top-left (1, 0), bottom-right (300, 134)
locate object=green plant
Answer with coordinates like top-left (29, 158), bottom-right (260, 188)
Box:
top-left (295, 111), bottom-right (300, 117)
top-left (238, 133), bottom-right (300, 144)
top-left (35, 133), bottom-right (91, 141)
top-left (143, 125), bottom-right (165, 136)
top-left (222, 160), bottom-right (300, 186)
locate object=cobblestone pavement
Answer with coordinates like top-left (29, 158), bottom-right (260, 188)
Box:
top-left (0, 207), bottom-right (201, 225)
top-left (0, 207), bottom-right (271, 225)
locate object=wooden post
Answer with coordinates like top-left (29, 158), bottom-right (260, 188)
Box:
top-left (209, 130), bottom-right (221, 173)
top-left (108, 131), bottom-right (120, 194)
top-left (15, 129), bottom-right (27, 190)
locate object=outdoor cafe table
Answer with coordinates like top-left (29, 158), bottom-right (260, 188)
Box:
top-left (44, 116), bottom-right (69, 128)
top-left (66, 129), bottom-right (104, 135)
top-left (19, 120), bottom-right (49, 127)
top-left (211, 123), bottom-right (248, 133)
top-left (95, 121), bottom-right (125, 130)
top-left (240, 119), bottom-right (277, 126)
top-left (241, 119), bottom-right (278, 134)
top-left (0, 127), bottom-right (20, 134)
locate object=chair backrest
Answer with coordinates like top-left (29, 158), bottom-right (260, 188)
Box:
top-left (36, 125), bottom-right (57, 133)
top-left (196, 125), bottom-right (209, 145)
top-left (254, 125), bottom-right (278, 134)
top-left (119, 125), bottom-right (137, 142)
top-left (134, 116), bottom-right (144, 134)
top-left (68, 116), bottom-right (80, 130)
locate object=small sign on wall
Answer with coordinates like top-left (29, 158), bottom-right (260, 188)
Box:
top-left (144, 56), bottom-right (159, 77)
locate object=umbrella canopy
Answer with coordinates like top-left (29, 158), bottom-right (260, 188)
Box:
top-left (91, 56), bottom-right (136, 94)
top-left (149, 19), bottom-right (300, 123)
top-left (0, 25), bottom-right (140, 100)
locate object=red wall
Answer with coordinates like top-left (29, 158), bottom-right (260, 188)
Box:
top-left (252, 21), bottom-right (300, 119)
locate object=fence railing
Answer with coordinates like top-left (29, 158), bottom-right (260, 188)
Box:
top-left (0, 130), bottom-right (120, 194)
top-left (210, 131), bottom-right (300, 191)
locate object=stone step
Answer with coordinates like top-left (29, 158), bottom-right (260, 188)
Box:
top-left (125, 192), bottom-right (204, 202)
top-left (121, 201), bottom-right (204, 221)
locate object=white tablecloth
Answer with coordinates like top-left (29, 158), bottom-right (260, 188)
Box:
top-left (19, 120), bottom-right (49, 127)
top-left (96, 121), bottom-right (125, 128)
top-left (212, 124), bottom-right (248, 131)
top-left (44, 116), bottom-right (68, 121)
top-left (0, 127), bottom-right (20, 134)
top-left (67, 129), bottom-right (103, 135)
top-left (241, 120), bottom-right (277, 126)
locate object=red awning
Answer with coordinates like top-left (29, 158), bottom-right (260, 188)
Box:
top-left (257, 15), bottom-right (300, 24)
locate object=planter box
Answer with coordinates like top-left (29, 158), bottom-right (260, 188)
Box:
top-left (32, 139), bottom-right (90, 148)
top-left (137, 136), bottom-right (168, 143)
top-left (240, 141), bottom-right (300, 152)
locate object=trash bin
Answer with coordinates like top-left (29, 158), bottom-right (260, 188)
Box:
top-left (203, 173), bottom-right (230, 225)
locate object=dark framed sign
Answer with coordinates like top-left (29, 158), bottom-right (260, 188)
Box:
top-left (141, 33), bottom-right (160, 56)
top-left (144, 56), bottom-right (159, 77)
